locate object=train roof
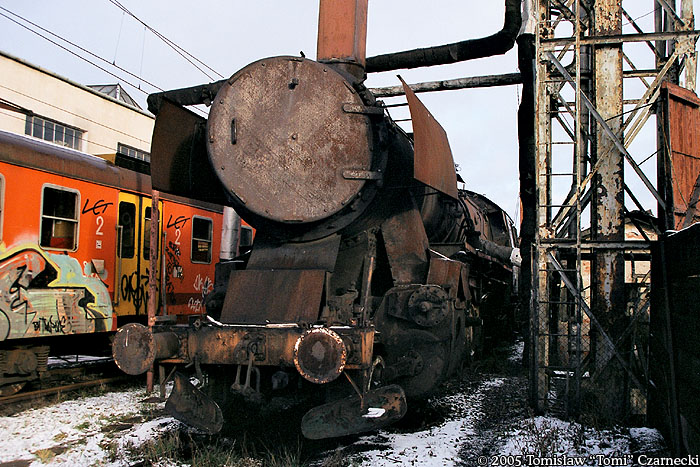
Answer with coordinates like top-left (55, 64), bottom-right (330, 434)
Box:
top-left (0, 129), bottom-right (223, 213)
top-left (461, 188), bottom-right (513, 219)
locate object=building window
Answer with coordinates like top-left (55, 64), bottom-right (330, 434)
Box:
top-left (191, 216), bottom-right (212, 264)
top-left (40, 185), bottom-right (79, 250)
top-left (25, 115), bottom-right (83, 150)
top-left (117, 143), bottom-right (150, 163)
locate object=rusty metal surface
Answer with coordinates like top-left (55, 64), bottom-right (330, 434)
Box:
top-left (247, 234), bottom-right (341, 271)
top-left (185, 325), bottom-right (373, 369)
top-left (381, 200), bottom-right (429, 285)
top-left (207, 57), bottom-right (373, 224)
top-left (150, 100), bottom-right (229, 204)
top-left (112, 323), bottom-right (179, 375)
top-left (220, 269), bottom-right (325, 324)
top-left (400, 77), bottom-right (458, 200)
top-left (663, 83), bottom-right (700, 228)
top-left (293, 328), bottom-right (347, 384)
top-left (164, 372), bottom-right (223, 434)
top-left (426, 252), bottom-right (462, 296)
top-left (317, 0), bottom-right (368, 66)
top-left (300, 384), bottom-right (407, 439)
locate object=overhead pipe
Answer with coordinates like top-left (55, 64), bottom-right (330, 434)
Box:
top-left (365, 0), bottom-right (522, 73)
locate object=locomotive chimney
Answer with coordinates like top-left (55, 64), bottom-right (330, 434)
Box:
top-left (316, 0), bottom-right (368, 81)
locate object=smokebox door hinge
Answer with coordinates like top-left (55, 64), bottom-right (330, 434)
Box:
top-left (342, 169), bottom-right (383, 181)
top-left (342, 103), bottom-right (384, 116)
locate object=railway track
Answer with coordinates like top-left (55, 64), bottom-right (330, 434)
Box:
top-left (0, 375), bottom-right (133, 405)
top-left (0, 356), bottom-right (137, 409)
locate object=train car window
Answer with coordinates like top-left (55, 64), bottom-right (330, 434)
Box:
top-left (117, 202), bottom-right (136, 259)
top-left (0, 174), bottom-right (4, 242)
top-left (191, 216), bottom-right (213, 264)
top-left (40, 186), bottom-right (79, 250)
top-left (240, 226), bottom-right (253, 248)
top-left (142, 207), bottom-right (156, 260)
top-left (25, 115), bottom-right (84, 151)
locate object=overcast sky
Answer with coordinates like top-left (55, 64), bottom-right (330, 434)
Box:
top-left (1, 1), bottom-right (698, 222)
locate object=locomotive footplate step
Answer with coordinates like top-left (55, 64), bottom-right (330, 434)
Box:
top-left (301, 384), bottom-right (407, 439)
top-left (164, 372), bottom-right (223, 434)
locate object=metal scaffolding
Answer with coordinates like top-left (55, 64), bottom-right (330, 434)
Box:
top-left (530, 0), bottom-right (698, 419)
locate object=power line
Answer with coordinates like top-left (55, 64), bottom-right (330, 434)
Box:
top-left (0, 6), bottom-right (162, 92)
top-left (106, 0), bottom-right (224, 81)
top-left (0, 7), bottom-right (209, 118)
top-left (0, 9), bottom-right (157, 95)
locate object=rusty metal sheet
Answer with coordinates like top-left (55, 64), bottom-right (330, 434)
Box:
top-left (663, 83), bottom-right (700, 229)
top-left (400, 77), bottom-right (458, 200)
top-left (300, 384), bottom-right (407, 439)
top-left (220, 269), bottom-right (325, 324)
top-left (247, 234), bottom-right (341, 271)
top-left (165, 372), bottom-right (223, 434)
top-left (150, 99), bottom-right (228, 204)
top-left (207, 57), bottom-right (373, 224)
top-left (426, 252), bottom-right (462, 297)
top-left (381, 200), bottom-right (429, 285)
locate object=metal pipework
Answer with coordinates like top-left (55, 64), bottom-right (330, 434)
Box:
top-left (112, 323), bottom-right (180, 375)
top-left (365, 0), bottom-right (522, 72)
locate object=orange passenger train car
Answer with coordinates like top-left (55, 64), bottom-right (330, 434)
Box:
top-left (0, 129), bottom-right (251, 395)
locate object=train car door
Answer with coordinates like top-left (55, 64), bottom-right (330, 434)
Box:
top-left (114, 192), bottom-right (162, 318)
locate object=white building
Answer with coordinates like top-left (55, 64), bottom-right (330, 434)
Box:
top-left (0, 50), bottom-right (153, 169)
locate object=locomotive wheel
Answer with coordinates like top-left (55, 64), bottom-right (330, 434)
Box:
top-left (399, 341), bottom-right (447, 399)
top-left (0, 382), bottom-right (26, 397)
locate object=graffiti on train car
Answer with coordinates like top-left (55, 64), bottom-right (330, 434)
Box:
top-left (188, 273), bottom-right (213, 313)
top-left (165, 241), bottom-right (183, 304)
top-left (81, 198), bottom-right (113, 216)
top-left (164, 212), bottom-right (188, 307)
top-left (0, 246), bottom-right (113, 341)
top-left (120, 270), bottom-right (151, 314)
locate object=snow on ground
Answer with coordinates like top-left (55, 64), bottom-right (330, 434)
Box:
top-left (1, 385), bottom-right (180, 466)
top-left (3, 341), bottom-right (667, 466)
top-left (344, 378), bottom-right (506, 466)
top-left (47, 355), bottom-right (113, 368)
top-left (508, 340), bottom-right (524, 363)
top-left (499, 416), bottom-right (631, 463)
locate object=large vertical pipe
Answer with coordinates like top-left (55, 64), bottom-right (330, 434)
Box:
top-left (591, 0), bottom-right (626, 418)
top-left (317, 0), bottom-right (368, 80)
top-left (147, 189), bottom-right (160, 393)
top-left (517, 0), bottom-right (536, 377)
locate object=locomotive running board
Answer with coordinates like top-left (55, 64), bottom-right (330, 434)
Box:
top-left (301, 384), bottom-right (407, 439)
top-left (164, 372), bottom-right (223, 434)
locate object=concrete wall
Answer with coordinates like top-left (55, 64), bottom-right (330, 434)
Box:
top-left (0, 50), bottom-right (153, 158)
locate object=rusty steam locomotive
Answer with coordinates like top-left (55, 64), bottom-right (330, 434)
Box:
top-left (112, 7), bottom-right (520, 439)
